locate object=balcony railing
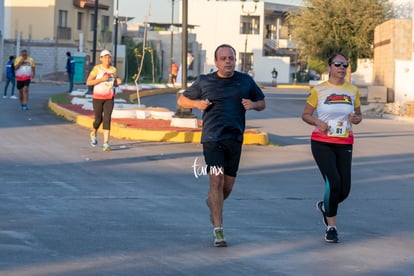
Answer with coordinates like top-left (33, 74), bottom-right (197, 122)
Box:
top-left (265, 38), bottom-right (296, 50)
top-left (57, 27), bottom-right (72, 40)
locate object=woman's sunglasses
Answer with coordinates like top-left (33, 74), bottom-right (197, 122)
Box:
top-left (329, 61), bottom-right (349, 68)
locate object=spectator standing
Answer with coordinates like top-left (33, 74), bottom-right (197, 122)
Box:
top-left (66, 51), bottom-right (75, 92)
top-left (170, 62), bottom-right (179, 85)
top-left (3, 56), bottom-right (17, 99)
top-left (271, 68), bottom-right (278, 87)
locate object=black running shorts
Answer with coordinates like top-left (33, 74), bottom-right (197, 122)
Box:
top-left (17, 79), bottom-right (31, 90)
top-left (202, 139), bottom-right (242, 177)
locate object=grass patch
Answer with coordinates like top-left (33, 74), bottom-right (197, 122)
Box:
top-left (50, 93), bottom-right (73, 104)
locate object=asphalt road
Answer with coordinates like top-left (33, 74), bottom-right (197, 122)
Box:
top-left (0, 83), bottom-right (413, 275)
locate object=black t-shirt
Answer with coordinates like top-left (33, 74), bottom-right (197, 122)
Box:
top-left (183, 71), bottom-right (265, 143)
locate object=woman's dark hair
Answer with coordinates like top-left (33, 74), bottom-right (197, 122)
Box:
top-left (214, 44), bottom-right (236, 60)
top-left (328, 53), bottom-right (347, 64)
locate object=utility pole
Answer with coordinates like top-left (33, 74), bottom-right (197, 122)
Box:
top-left (88, 0), bottom-right (99, 94)
top-left (0, 0), bottom-right (4, 84)
top-left (174, 0), bottom-right (194, 118)
top-left (181, 0), bottom-right (188, 89)
top-left (113, 0), bottom-right (119, 67)
top-left (92, 0), bottom-right (99, 66)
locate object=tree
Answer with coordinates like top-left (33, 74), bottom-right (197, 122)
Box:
top-left (307, 56), bottom-right (327, 77)
top-left (288, 0), bottom-right (393, 76)
top-left (124, 39), bottom-right (160, 84)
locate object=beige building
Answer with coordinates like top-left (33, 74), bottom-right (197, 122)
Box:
top-left (4, 0), bottom-right (113, 54)
top-left (374, 19), bottom-right (412, 102)
top-left (2, 0), bottom-right (117, 82)
top-left (372, 0), bottom-right (414, 107)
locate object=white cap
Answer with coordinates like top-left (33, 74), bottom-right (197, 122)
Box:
top-left (100, 50), bottom-right (112, 57)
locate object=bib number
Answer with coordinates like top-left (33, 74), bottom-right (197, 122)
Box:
top-left (327, 120), bottom-right (349, 137)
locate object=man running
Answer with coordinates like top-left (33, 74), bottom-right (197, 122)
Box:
top-left (178, 44), bottom-right (266, 247)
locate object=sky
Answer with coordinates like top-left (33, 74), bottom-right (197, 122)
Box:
top-left (117, 0), bottom-right (303, 24)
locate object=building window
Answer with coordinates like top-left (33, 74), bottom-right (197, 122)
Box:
top-left (58, 10), bottom-right (68, 28)
top-left (100, 15), bottom-right (112, 42)
top-left (101, 15), bottom-right (110, 32)
top-left (240, 15), bottom-right (260, 35)
top-left (239, 52), bottom-right (253, 73)
top-left (77, 12), bottom-right (83, 30)
top-left (90, 14), bottom-right (95, 31)
top-left (265, 23), bottom-right (276, 40)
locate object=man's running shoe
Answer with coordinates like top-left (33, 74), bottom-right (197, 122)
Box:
top-left (316, 201), bottom-right (328, 227)
top-left (10, 95), bottom-right (17, 99)
top-left (90, 132), bottom-right (98, 147)
top-left (213, 228), bottom-right (227, 247)
top-left (325, 227), bottom-right (339, 243)
top-left (102, 143), bottom-right (111, 152)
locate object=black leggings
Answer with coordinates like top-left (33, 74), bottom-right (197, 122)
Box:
top-left (311, 140), bottom-right (353, 217)
top-left (92, 98), bottom-right (114, 130)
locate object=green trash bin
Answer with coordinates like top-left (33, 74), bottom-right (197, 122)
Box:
top-left (72, 53), bottom-right (90, 84)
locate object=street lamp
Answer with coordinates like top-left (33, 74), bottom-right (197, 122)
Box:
top-left (113, 0), bottom-right (119, 67)
top-left (181, 0), bottom-right (188, 89)
top-left (92, 0), bottom-right (99, 66)
top-left (240, 0), bottom-right (258, 73)
top-left (169, 0), bottom-right (175, 84)
top-left (88, 0), bottom-right (99, 94)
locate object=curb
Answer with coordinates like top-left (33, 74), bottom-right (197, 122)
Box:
top-left (48, 99), bottom-right (269, 145)
top-left (383, 113), bottom-right (414, 123)
top-left (276, 84), bottom-right (310, 89)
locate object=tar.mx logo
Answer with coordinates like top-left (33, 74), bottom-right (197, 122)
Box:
top-left (192, 157), bottom-right (224, 178)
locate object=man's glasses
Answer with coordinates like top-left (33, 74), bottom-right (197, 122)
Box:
top-left (330, 61), bottom-right (349, 68)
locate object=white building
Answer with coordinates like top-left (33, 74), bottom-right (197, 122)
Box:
top-left (182, 0), bottom-right (300, 84)
top-left (125, 1), bottom-right (300, 84)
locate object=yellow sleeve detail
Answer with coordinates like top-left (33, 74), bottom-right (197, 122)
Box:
top-left (354, 89), bottom-right (361, 108)
top-left (89, 65), bottom-right (99, 77)
top-left (29, 57), bottom-right (35, 67)
top-left (14, 57), bottom-right (22, 66)
top-left (306, 87), bottom-right (318, 108)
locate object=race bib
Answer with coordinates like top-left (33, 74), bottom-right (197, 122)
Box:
top-left (16, 63), bottom-right (32, 77)
top-left (327, 120), bottom-right (349, 137)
